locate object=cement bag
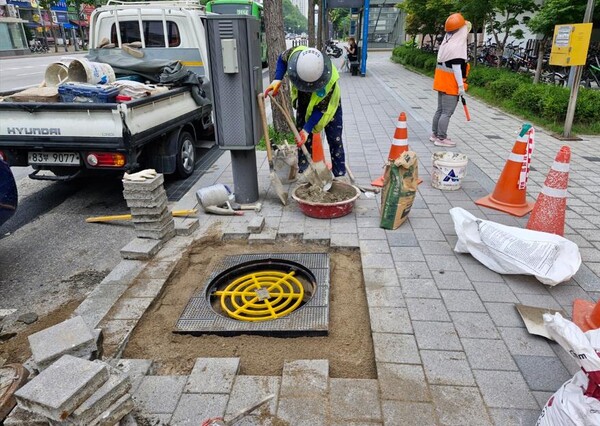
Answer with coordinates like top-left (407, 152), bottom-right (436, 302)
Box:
top-left (537, 313), bottom-right (600, 425)
top-left (380, 151), bottom-right (418, 230)
top-left (449, 207), bottom-right (581, 286)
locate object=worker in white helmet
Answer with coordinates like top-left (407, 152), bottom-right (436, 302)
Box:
top-left (265, 46), bottom-right (346, 179)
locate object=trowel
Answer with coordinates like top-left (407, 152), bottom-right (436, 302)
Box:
top-left (515, 304), bottom-right (566, 341)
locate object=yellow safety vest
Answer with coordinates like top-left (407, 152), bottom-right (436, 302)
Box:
top-left (433, 62), bottom-right (470, 96)
top-left (289, 46), bottom-right (341, 133)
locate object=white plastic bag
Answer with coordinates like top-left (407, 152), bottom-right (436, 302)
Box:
top-left (450, 207), bottom-right (581, 286)
top-left (537, 313), bottom-right (600, 425)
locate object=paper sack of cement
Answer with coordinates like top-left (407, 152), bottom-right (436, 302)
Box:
top-left (449, 207), bottom-right (581, 286)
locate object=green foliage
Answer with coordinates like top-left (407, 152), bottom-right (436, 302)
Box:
top-left (575, 89), bottom-right (600, 125)
top-left (391, 45), bottom-right (437, 72)
top-left (257, 126), bottom-right (294, 151)
top-left (283, 0), bottom-right (308, 33)
top-left (488, 76), bottom-right (524, 99)
top-left (527, 0), bottom-right (597, 39)
top-left (466, 66), bottom-right (508, 87)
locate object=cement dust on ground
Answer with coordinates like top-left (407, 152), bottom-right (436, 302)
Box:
top-left (0, 299), bottom-right (83, 365)
top-left (124, 237), bottom-right (377, 379)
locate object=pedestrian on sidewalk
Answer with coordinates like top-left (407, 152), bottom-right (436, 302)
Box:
top-left (430, 13), bottom-right (471, 148)
top-left (265, 46), bottom-right (347, 179)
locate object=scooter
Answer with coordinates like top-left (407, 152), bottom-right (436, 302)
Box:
top-left (325, 40), bottom-right (343, 58)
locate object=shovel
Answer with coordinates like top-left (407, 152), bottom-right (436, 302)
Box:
top-left (257, 94), bottom-right (288, 205)
top-left (268, 94), bottom-right (332, 191)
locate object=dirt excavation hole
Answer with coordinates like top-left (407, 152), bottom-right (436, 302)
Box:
top-left (123, 236), bottom-right (377, 379)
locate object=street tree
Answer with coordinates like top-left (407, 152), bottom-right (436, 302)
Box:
top-left (461, 0), bottom-right (494, 66)
top-left (397, 0), bottom-right (455, 49)
top-left (263, 0), bottom-right (293, 134)
top-left (484, 0), bottom-right (538, 67)
top-left (527, 0), bottom-right (598, 83)
top-left (308, 0), bottom-right (315, 46)
top-left (329, 7), bottom-right (350, 39)
top-left (283, 0), bottom-right (307, 33)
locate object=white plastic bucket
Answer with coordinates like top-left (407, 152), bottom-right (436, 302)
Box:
top-left (68, 59), bottom-right (116, 84)
top-left (196, 184), bottom-right (232, 210)
top-left (431, 151), bottom-right (468, 191)
top-left (44, 62), bottom-right (69, 86)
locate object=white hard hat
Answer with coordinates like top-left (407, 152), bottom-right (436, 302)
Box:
top-left (288, 48), bottom-right (332, 92)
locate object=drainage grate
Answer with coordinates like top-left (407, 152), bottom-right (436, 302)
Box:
top-left (174, 253), bottom-right (330, 336)
top-left (484, 135), bottom-right (503, 140)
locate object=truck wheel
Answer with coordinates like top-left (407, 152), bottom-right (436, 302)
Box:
top-left (175, 131), bottom-right (196, 179)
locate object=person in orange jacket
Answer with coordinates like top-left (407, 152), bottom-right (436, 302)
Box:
top-left (430, 13), bottom-right (471, 148)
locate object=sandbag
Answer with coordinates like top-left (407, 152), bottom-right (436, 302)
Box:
top-left (379, 151), bottom-right (418, 230)
top-left (537, 313), bottom-right (600, 425)
top-left (450, 207), bottom-right (581, 286)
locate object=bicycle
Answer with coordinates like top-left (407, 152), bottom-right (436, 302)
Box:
top-left (582, 55), bottom-right (600, 89)
top-left (29, 39), bottom-right (49, 54)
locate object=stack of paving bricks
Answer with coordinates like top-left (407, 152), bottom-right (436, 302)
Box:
top-left (28, 316), bottom-right (102, 371)
top-left (122, 172), bottom-right (175, 241)
top-left (8, 355), bottom-right (133, 425)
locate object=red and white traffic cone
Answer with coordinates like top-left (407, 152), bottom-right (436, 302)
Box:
top-left (526, 145), bottom-right (571, 236)
top-left (372, 112), bottom-right (409, 187)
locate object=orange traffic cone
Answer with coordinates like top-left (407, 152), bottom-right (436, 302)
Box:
top-left (526, 146), bottom-right (570, 236)
top-left (572, 299), bottom-right (600, 332)
top-left (311, 132), bottom-right (331, 170)
top-left (372, 112), bottom-right (409, 187)
top-left (475, 124), bottom-right (535, 217)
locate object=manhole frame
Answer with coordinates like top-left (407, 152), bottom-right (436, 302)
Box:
top-left (174, 253), bottom-right (330, 336)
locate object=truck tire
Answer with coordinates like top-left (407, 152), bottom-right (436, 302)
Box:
top-left (175, 131), bottom-right (196, 179)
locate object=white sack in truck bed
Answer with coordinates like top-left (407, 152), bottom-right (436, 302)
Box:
top-left (449, 207), bottom-right (581, 286)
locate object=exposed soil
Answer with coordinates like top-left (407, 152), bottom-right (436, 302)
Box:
top-left (295, 182), bottom-right (358, 203)
top-left (124, 236), bottom-right (376, 379)
top-left (0, 299), bottom-right (83, 366)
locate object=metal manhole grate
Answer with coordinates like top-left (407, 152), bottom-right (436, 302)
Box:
top-left (174, 253), bottom-right (330, 336)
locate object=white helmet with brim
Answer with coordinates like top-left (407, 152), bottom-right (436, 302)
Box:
top-left (287, 48), bottom-right (332, 92)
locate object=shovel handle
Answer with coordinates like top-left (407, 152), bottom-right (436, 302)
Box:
top-left (257, 94), bottom-right (274, 163)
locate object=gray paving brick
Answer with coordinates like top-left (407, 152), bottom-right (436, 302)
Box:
top-left (109, 359), bottom-right (153, 394)
top-left (412, 321), bottom-right (462, 351)
top-left (372, 333), bottom-right (421, 364)
top-left (415, 227), bottom-right (446, 241)
top-left (421, 350), bottom-right (475, 386)
top-left (28, 316), bottom-right (96, 370)
top-left (363, 268), bottom-right (399, 288)
top-left (73, 283), bottom-right (129, 329)
top-left (280, 360), bottom-right (328, 398)
top-left (381, 401), bottom-right (436, 426)
top-left (331, 232), bottom-right (359, 247)
top-left (360, 240), bottom-right (391, 254)
top-left (516, 294), bottom-right (563, 310)
top-left (387, 232), bottom-right (419, 247)
top-left (572, 264), bottom-right (600, 291)
top-left (108, 297), bottom-right (154, 321)
top-left (277, 396), bottom-right (327, 425)
top-left (185, 357), bottom-right (239, 394)
top-left (225, 375), bottom-right (280, 418)
top-left (369, 307), bottom-right (413, 334)
top-left (358, 226), bottom-right (387, 240)
top-left (133, 376), bottom-right (186, 414)
top-left (547, 284), bottom-right (592, 307)
top-left (101, 260), bottom-right (146, 285)
top-left (329, 379), bottom-right (382, 422)
top-left (365, 285), bottom-right (405, 307)
top-left (124, 278), bottom-right (166, 299)
top-left (121, 238), bottom-right (165, 260)
top-left (461, 338), bottom-right (518, 371)
top-left (395, 261), bottom-right (433, 279)
top-left (432, 270), bottom-right (474, 290)
top-left (418, 240), bottom-right (455, 255)
top-left (485, 302), bottom-right (525, 328)
top-left (532, 391), bottom-right (554, 410)
top-left (472, 281), bottom-right (519, 303)
top-left (14, 355), bottom-right (109, 421)
top-left (139, 260), bottom-right (178, 280)
top-left (390, 246), bottom-right (426, 262)
top-left (503, 275), bottom-right (551, 295)
top-left (513, 355), bottom-right (571, 392)
top-left (377, 363), bottom-right (430, 402)
top-left (498, 327), bottom-right (556, 357)
top-left (400, 279), bottom-right (441, 298)
top-left (488, 408), bottom-right (542, 426)
top-left (361, 252), bottom-right (395, 269)
top-left (430, 385), bottom-right (492, 426)
top-left (473, 370), bottom-right (538, 409)
top-left (406, 298), bottom-right (450, 322)
top-left (170, 394), bottom-right (229, 426)
top-left (440, 290), bottom-right (486, 312)
top-left (451, 312), bottom-right (500, 339)
top-left (424, 255), bottom-right (463, 272)
top-left (551, 341), bottom-right (581, 375)
top-left (460, 261), bottom-right (504, 282)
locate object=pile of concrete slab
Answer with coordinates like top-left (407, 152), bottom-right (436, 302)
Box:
top-left (9, 355), bottom-right (133, 425)
top-left (122, 171), bottom-right (175, 241)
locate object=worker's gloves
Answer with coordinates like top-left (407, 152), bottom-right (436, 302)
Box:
top-left (458, 87), bottom-right (466, 97)
top-left (296, 129), bottom-right (309, 147)
top-left (264, 80), bottom-right (282, 98)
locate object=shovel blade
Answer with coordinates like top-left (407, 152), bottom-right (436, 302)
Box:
top-left (307, 161), bottom-right (333, 191)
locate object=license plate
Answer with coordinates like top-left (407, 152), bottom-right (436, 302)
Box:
top-left (28, 152), bottom-right (80, 166)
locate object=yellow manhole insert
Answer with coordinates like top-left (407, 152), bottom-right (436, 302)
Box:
top-left (213, 270), bottom-right (305, 322)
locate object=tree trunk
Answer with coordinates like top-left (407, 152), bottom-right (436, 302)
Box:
top-left (321, 1), bottom-right (328, 46)
top-left (308, 0), bottom-right (315, 47)
top-left (533, 37), bottom-right (547, 84)
top-left (316, 0), bottom-right (323, 50)
top-left (263, 0), bottom-right (292, 134)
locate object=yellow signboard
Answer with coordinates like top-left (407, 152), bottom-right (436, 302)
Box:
top-left (550, 23), bottom-right (593, 66)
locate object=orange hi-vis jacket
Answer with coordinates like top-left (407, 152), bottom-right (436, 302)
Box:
top-left (433, 61), bottom-right (470, 96)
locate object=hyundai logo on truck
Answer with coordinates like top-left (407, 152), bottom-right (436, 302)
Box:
top-left (6, 127), bottom-right (61, 136)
